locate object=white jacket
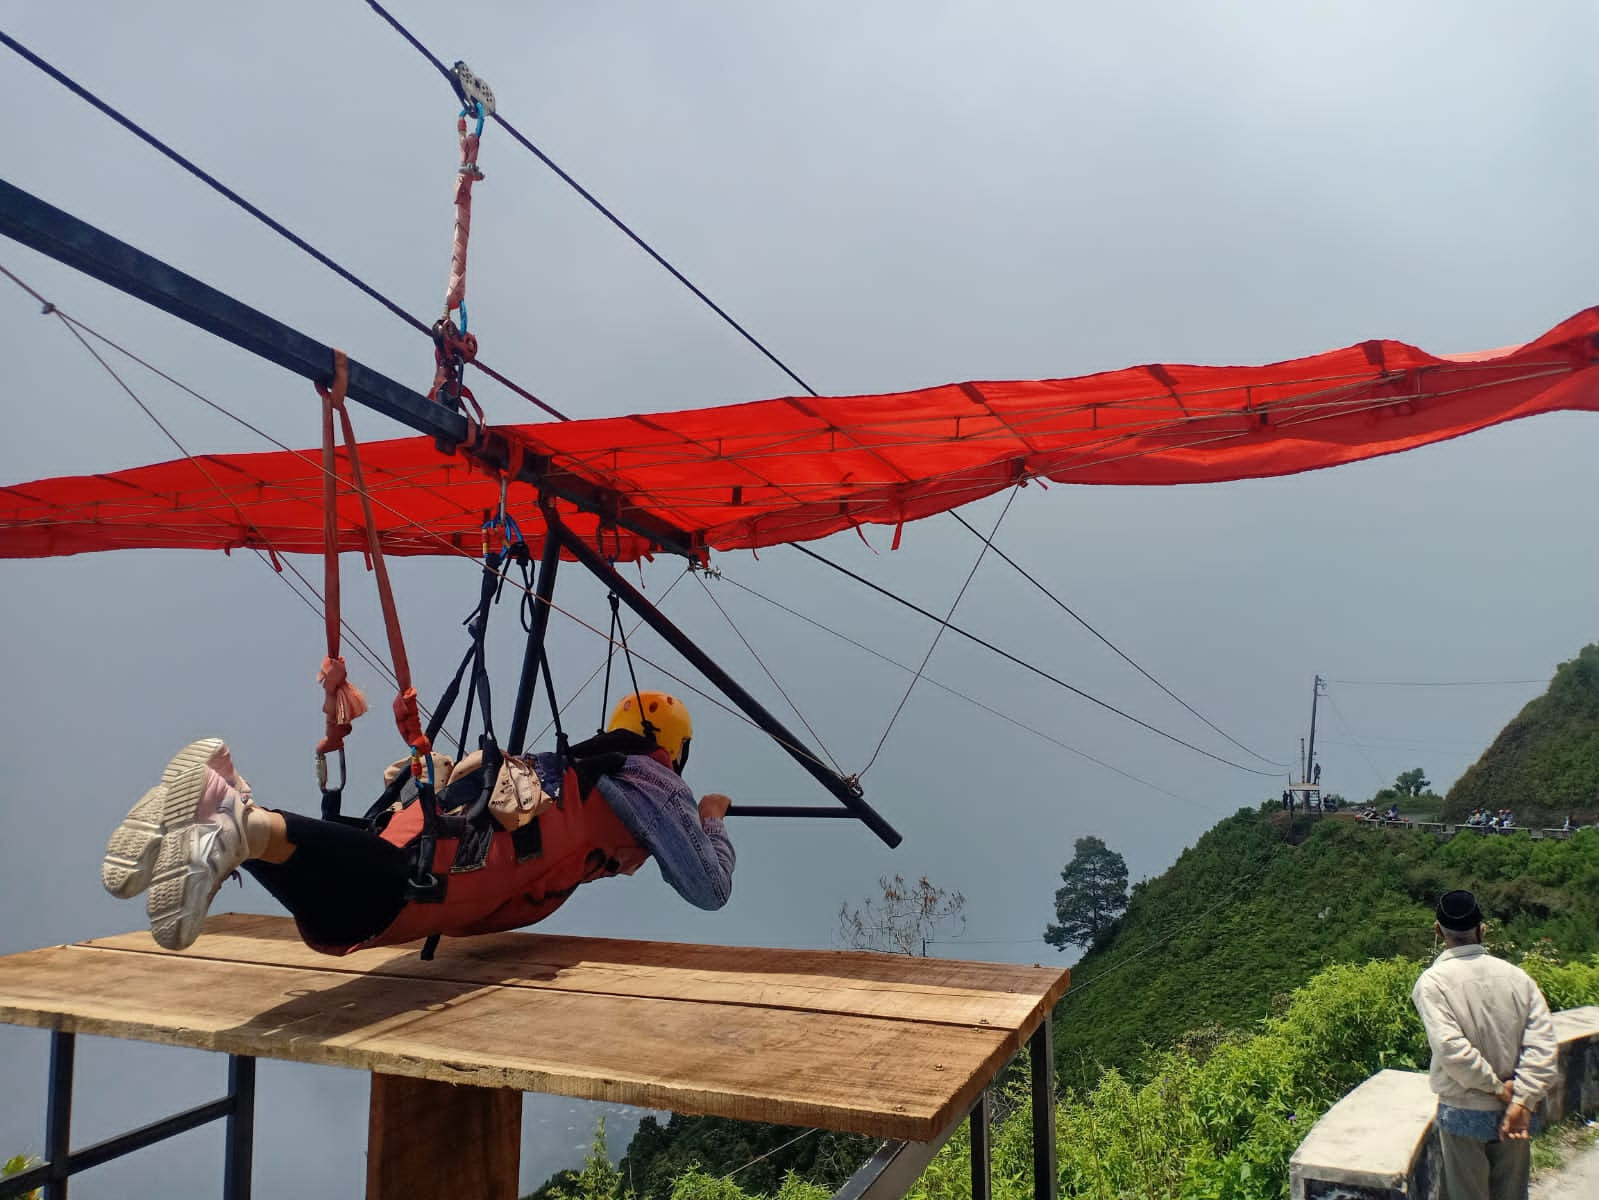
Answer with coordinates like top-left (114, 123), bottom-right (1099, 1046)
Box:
top-left (1411, 944), bottom-right (1558, 1111)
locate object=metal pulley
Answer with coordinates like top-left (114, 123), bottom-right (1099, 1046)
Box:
top-left (451, 61), bottom-right (495, 116)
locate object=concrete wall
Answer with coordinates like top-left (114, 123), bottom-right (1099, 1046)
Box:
top-left (1289, 1006), bottom-right (1599, 1200)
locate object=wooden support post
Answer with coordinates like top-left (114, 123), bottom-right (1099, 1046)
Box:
top-left (367, 1073), bottom-right (522, 1200)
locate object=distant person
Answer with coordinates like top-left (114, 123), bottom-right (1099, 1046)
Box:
top-left (1561, 815), bottom-right (1574, 833)
top-left (101, 691), bottom-right (736, 954)
top-left (1386, 803), bottom-right (1401, 822)
top-left (1313, 762), bottom-right (1322, 786)
top-left (1412, 890), bottom-right (1557, 1200)
top-left (1281, 789), bottom-right (1291, 811)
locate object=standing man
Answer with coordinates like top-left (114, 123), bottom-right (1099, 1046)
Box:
top-left (1411, 890), bottom-right (1558, 1200)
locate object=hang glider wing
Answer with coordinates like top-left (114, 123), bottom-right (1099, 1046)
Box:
top-left (3, 309), bottom-right (1596, 562)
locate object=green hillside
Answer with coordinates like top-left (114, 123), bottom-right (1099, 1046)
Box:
top-left (1444, 643), bottom-right (1599, 824)
top-left (1052, 809), bottom-right (1599, 1092)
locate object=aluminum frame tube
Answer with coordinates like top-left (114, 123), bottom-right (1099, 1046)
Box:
top-left (551, 514), bottom-right (902, 847)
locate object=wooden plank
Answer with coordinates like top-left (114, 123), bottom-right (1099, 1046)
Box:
top-left (0, 941), bottom-right (1022, 1139)
top-left (82, 914), bottom-right (1066, 1037)
top-left (368, 1073), bottom-right (521, 1200)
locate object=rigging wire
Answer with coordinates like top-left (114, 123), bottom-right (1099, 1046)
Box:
top-left (858, 487), bottom-right (1020, 777)
top-left (363, 0), bottom-right (821, 400)
top-left (952, 511), bottom-right (1287, 767)
top-left (532, 565), bottom-right (694, 745)
top-left (693, 570), bottom-right (844, 773)
top-left (715, 570), bottom-right (1200, 805)
top-left (0, 30), bottom-right (570, 422)
top-left (792, 544), bottom-right (1279, 777)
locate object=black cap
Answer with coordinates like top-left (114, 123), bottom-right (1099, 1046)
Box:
top-left (1437, 889), bottom-right (1484, 932)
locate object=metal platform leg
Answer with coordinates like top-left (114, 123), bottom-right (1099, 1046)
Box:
top-left (224, 1055), bottom-right (256, 1200)
top-left (970, 1089), bottom-right (991, 1200)
top-left (44, 1030), bottom-right (74, 1200)
top-left (1030, 1022), bottom-right (1056, 1200)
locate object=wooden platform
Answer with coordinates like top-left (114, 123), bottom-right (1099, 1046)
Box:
top-left (0, 914), bottom-right (1070, 1141)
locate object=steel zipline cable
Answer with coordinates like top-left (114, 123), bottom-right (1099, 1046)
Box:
top-left (791, 545), bottom-right (1280, 776)
top-left (363, 0), bottom-right (822, 400)
top-left (952, 511), bottom-right (1288, 767)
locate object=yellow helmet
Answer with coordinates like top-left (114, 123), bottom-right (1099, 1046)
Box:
top-left (608, 691), bottom-right (693, 771)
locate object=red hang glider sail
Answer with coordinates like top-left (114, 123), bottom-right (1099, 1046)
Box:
top-left (3, 309), bottom-right (1596, 563)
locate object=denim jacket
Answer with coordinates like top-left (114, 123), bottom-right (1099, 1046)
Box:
top-left (538, 752), bottom-right (735, 910)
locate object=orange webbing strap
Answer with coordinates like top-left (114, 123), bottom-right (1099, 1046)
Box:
top-left (317, 350), bottom-right (431, 760)
top-left (444, 115), bottom-right (479, 316)
top-left (317, 350), bottom-right (368, 755)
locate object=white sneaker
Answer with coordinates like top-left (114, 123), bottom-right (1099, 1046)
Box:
top-left (103, 738), bottom-right (248, 899)
top-left (124, 742), bottom-right (253, 951)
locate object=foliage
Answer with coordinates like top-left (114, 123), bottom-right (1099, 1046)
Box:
top-left (1043, 836), bottom-right (1129, 952)
top-left (837, 874), bottom-right (966, 956)
top-left (527, 1120), bottom-right (622, 1200)
top-left (1, 1156), bottom-right (39, 1200)
top-left (1446, 643), bottom-right (1599, 824)
top-left (561, 955), bottom-right (1599, 1200)
top-left (1051, 811), bottom-right (1599, 1094)
top-left (1393, 768), bottom-right (1431, 798)
top-left (613, 1115), bottom-right (871, 1200)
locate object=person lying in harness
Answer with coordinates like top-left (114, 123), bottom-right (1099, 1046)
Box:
top-left (101, 691), bottom-right (734, 954)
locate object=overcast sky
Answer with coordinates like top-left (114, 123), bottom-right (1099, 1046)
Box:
top-left (1, 2), bottom-right (1596, 1195)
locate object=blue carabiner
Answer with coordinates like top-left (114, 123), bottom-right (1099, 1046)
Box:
top-left (461, 99), bottom-right (486, 140)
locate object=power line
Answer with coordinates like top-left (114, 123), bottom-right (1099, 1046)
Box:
top-left (0, 29), bottom-right (570, 421)
top-left (792, 545), bottom-right (1279, 777)
top-left (952, 511), bottom-right (1287, 768)
top-left (364, 0), bottom-right (821, 399)
top-left (1317, 681), bottom-right (1541, 691)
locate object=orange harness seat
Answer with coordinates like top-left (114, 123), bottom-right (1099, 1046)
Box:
top-left (303, 762), bottom-right (651, 955)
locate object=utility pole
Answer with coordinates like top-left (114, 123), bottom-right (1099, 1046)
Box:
top-left (1306, 675), bottom-right (1325, 803)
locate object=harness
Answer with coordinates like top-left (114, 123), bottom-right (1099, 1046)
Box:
top-left (305, 735), bottom-right (666, 957)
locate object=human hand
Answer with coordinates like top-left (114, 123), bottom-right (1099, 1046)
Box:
top-left (1496, 1081), bottom-right (1515, 1106)
top-left (1500, 1101), bottom-right (1531, 1141)
top-left (699, 793), bottom-right (732, 821)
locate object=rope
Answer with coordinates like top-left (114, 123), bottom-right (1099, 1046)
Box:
top-left (858, 487), bottom-right (1021, 776)
top-left (445, 106), bottom-right (481, 318)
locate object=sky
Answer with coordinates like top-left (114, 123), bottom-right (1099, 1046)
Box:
top-left (0, 1), bottom-right (1596, 1195)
